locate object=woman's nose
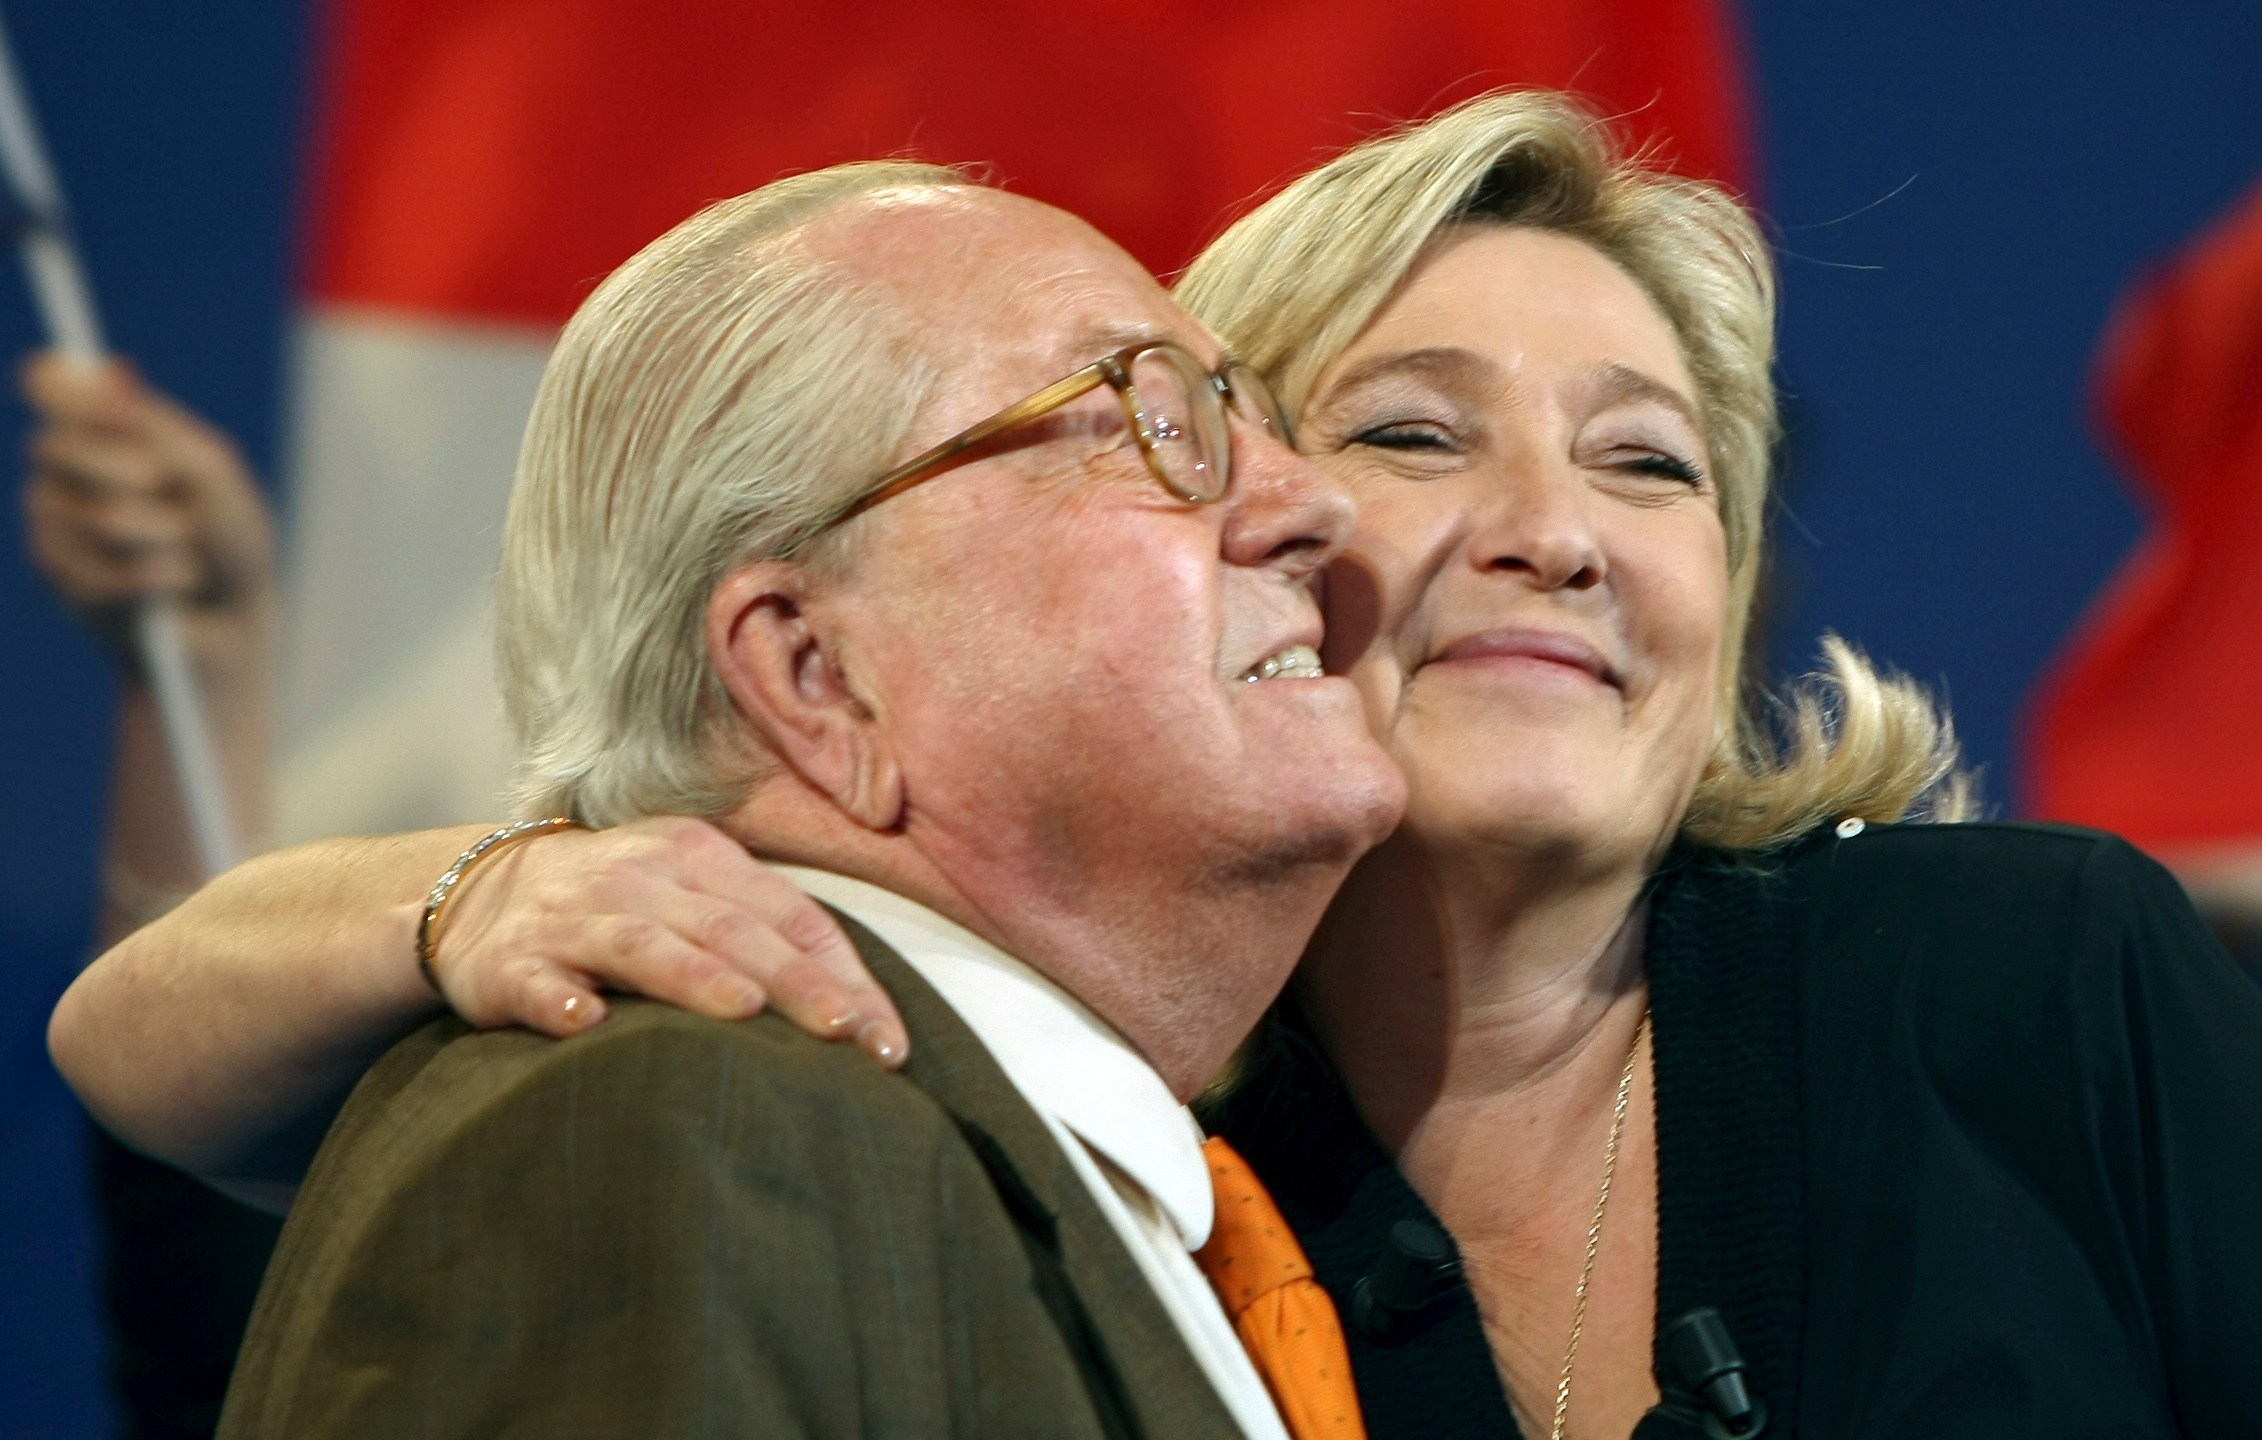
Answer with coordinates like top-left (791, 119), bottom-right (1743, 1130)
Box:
top-left (1466, 462), bottom-right (1606, 592)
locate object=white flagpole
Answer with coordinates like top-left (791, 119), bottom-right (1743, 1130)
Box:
top-left (0, 11), bottom-right (239, 879)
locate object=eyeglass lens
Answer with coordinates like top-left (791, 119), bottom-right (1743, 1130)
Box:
top-left (1128, 346), bottom-right (1229, 502)
top-left (1126, 347), bottom-right (1291, 503)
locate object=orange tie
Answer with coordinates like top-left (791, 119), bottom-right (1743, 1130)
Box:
top-left (1195, 1136), bottom-right (1370, 1440)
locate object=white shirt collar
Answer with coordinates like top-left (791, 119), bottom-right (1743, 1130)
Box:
top-left (772, 866), bottom-right (1215, 1250)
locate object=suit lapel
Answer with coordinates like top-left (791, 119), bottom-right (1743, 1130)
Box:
top-left (825, 907), bottom-right (1246, 1440)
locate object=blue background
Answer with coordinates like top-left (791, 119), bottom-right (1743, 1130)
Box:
top-left (0, 5), bottom-right (309, 1434)
top-left (0, 2), bottom-right (2254, 1431)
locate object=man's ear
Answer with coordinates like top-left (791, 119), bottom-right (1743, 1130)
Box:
top-left (707, 563), bottom-right (905, 831)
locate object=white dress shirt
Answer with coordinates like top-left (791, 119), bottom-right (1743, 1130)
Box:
top-left (775, 867), bottom-right (1289, 1440)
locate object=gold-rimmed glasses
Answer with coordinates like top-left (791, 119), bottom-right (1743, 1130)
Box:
top-left (830, 340), bottom-right (1291, 527)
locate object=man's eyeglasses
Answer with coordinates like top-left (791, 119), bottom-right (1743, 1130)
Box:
top-left (830, 340), bottom-right (1292, 526)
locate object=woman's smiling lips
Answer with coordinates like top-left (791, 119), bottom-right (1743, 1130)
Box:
top-left (1425, 626), bottom-right (1624, 690)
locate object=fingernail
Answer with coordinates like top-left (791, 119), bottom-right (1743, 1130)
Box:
top-left (716, 975), bottom-right (765, 1015)
top-left (562, 994), bottom-right (607, 1029)
top-left (855, 1020), bottom-right (906, 1068)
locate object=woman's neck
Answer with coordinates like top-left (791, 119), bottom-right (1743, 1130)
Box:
top-left (1299, 830), bottom-right (1669, 1440)
top-left (1296, 829), bottom-right (1655, 1157)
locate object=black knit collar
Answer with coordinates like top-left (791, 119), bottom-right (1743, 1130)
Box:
top-left (1205, 845), bottom-right (1808, 1440)
top-left (1639, 846), bottom-right (1807, 1437)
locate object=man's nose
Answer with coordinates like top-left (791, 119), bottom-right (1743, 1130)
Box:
top-left (1219, 418), bottom-right (1355, 578)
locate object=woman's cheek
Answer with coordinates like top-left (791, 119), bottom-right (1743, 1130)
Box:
top-left (1335, 651), bottom-right (1402, 748)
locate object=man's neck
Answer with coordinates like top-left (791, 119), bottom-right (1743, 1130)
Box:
top-left (721, 786), bottom-right (1345, 1101)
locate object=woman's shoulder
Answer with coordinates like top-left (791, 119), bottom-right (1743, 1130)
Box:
top-left (1770, 816), bottom-right (2162, 897)
top-left (1729, 819), bottom-right (2233, 1034)
top-left (1750, 817), bottom-right (2189, 937)
top-left (1738, 835), bottom-right (2262, 1432)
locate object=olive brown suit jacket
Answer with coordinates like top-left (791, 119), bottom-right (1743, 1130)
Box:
top-left (215, 912), bottom-right (1245, 1440)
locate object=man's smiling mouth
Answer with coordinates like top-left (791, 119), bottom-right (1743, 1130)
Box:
top-left (1242, 643), bottom-right (1326, 682)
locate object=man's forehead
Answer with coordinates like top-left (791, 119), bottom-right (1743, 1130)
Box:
top-left (808, 187), bottom-right (1219, 370)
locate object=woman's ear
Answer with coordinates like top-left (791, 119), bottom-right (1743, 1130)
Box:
top-left (707, 563), bottom-right (905, 830)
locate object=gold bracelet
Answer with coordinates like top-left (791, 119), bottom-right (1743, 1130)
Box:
top-left (415, 817), bottom-right (587, 995)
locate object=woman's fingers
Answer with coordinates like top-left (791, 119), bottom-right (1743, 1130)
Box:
top-left (501, 958), bottom-right (611, 1039)
top-left (429, 818), bottom-right (908, 1067)
top-left (664, 820), bottom-right (908, 1066)
top-left (570, 875), bottom-right (906, 1067)
top-left (756, 906), bottom-right (908, 1067)
top-left (587, 908), bottom-right (772, 1020)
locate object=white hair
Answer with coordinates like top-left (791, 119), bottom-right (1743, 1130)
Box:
top-left (496, 161), bottom-right (965, 825)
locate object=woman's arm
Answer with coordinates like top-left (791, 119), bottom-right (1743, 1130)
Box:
top-left (49, 815), bottom-right (902, 1206)
top-left (52, 827), bottom-right (475, 1206)
top-left (49, 819), bottom-right (903, 1209)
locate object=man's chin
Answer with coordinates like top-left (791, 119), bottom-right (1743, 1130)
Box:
top-left (1233, 673), bottom-right (1384, 753)
top-left (1201, 762), bottom-right (1404, 895)
top-left (1201, 827), bottom-right (1367, 894)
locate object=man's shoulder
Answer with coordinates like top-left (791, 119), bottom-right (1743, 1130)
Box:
top-left (324, 1000), bottom-right (955, 1194)
top-left (407, 998), bottom-right (921, 1102)
top-left (227, 1004), bottom-right (1129, 1439)
top-left (266, 996), bottom-right (982, 1312)
top-left (232, 917), bottom-right (1245, 1440)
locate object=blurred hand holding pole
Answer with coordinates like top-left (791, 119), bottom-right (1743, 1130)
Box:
top-left (0, 9), bottom-right (238, 878)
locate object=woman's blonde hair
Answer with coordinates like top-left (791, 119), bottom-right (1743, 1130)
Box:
top-left (1178, 91), bottom-right (1969, 849)
top-left (497, 161), bottom-right (967, 826)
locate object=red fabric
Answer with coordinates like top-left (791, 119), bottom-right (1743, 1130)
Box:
top-left (2027, 179), bottom-right (2262, 847)
top-left (302, 0), bottom-right (1756, 327)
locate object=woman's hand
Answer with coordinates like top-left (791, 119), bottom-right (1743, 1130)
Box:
top-left (19, 351), bottom-right (278, 671)
top-left (428, 816), bottom-right (908, 1066)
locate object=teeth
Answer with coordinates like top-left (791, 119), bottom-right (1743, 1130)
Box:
top-left (1244, 643), bottom-right (1325, 682)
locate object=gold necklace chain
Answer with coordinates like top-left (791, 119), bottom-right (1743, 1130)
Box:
top-left (1550, 1008), bottom-right (1650, 1440)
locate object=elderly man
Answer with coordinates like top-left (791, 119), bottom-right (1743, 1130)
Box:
top-left (210, 161), bottom-right (1403, 1439)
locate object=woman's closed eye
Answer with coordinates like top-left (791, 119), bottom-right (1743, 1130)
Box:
top-left (1333, 417), bottom-right (1470, 475)
top-left (1608, 449), bottom-right (1705, 486)
top-left (1352, 416), bottom-right (1458, 449)
top-left (1582, 414), bottom-right (1710, 498)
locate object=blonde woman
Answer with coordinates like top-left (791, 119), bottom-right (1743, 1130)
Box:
top-left (54, 93), bottom-right (2261, 1437)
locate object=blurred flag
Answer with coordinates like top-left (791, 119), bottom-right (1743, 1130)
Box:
top-left (2027, 180), bottom-right (2262, 859)
top-left (273, 0), bottom-right (1757, 839)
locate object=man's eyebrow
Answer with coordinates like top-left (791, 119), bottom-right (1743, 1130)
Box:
top-left (1064, 323), bottom-right (1180, 364)
top-left (1590, 362), bottom-right (1702, 429)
